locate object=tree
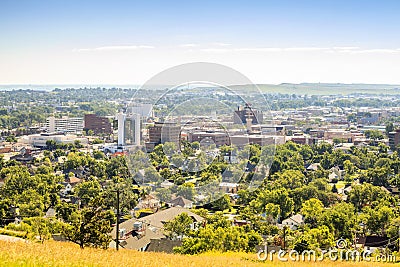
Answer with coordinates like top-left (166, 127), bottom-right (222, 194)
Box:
top-left (363, 205), bottom-right (394, 235)
top-left (74, 180), bottom-right (102, 206)
top-left (272, 170), bottom-right (306, 190)
top-left (301, 198), bottom-right (323, 227)
top-left (164, 212), bottom-right (193, 239)
top-left (297, 225), bottom-right (335, 250)
top-left (46, 140), bottom-right (57, 151)
top-left (385, 122), bottom-right (394, 137)
top-left (320, 202), bottom-right (355, 239)
top-left (264, 203), bottom-right (281, 222)
top-left (387, 217), bottom-right (400, 251)
top-left (56, 201), bottom-right (77, 222)
top-left (211, 194), bottom-right (231, 211)
top-left (74, 140), bottom-right (83, 149)
top-left (62, 197), bottom-right (114, 249)
top-left (143, 167), bottom-right (162, 184)
top-left (174, 223), bottom-right (262, 254)
top-left (343, 159), bottom-right (355, 183)
top-left (5, 135), bottom-right (17, 143)
top-left (156, 187), bottom-right (172, 203)
top-left (177, 183), bottom-right (195, 200)
top-left (266, 188), bottom-right (294, 219)
top-left (163, 142), bottom-right (177, 157)
top-left (364, 129), bottom-right (384, 143)
top-left (29, 217), bottom-right (52, 243)
top-left (349, 183), bottom-right (390, 211)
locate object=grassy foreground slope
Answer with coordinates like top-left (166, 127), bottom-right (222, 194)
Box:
top-left (0, 240), bottom-right (394, 267)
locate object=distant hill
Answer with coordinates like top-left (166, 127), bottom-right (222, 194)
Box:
top-left (231, 83), bottom-right (400, 95)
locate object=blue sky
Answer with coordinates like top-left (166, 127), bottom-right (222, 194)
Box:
top-left (1, 0), bottom-right (400, 84)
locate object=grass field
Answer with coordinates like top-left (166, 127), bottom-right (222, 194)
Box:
top-left (0, 240), bottom-right (397, 267)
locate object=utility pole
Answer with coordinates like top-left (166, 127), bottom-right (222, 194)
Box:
top-left (114, 189), bottom-right (121, 251)
top-left (283, 226), bottom-right (287, 250)
top-left (398, 228), bottom-right (400, 253)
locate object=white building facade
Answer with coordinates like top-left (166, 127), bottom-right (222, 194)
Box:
top-left (46, 116), bottom-right (84, 134)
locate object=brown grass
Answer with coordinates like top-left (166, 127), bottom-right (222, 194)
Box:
top-left (0, 240), bottom-right (395, 267)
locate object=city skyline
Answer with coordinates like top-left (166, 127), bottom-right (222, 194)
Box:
top-left (1, 0), bottom-right (400, 84)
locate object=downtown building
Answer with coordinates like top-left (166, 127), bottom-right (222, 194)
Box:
top-left (187, 131), bottom-right (230, 147)
top-left (388, 129), bottom-right (400, 150)
top-left (148, 122), bottom-right (180, 147)
top-left (46, 116), bottom-right (84, 134)
top-left (84, 114), bottom-right (112, 135)
top-left (233, 103), bottom-right (263, 125)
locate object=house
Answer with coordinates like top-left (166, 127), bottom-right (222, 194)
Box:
top-left (68, 176), bottom-right (82, 185)
top-left (385, 186), bottom-right (399, 196)
top-left (45, 207), bottom-right (56, 218)
top-left (337, 185), bottom-right (352, 201)
top-left (136, 195), bottom-right (161, 210)
top-left (160, 180), bottom-right (174, 188)
top-left (306, 163), bottom-right (320, 171)
top-left (233, 219), bottom-right (251, 227)
top-left (280, 214), bottom-right (304, 230)
top-left (355, 236), bottom-right (391, 252)
top-left (167, 196), bottom-right (193, 209)
top-left (110, 207), bottom-right (204, 251)
top-left (219, 182), bottom-right (239, 194)
top-left (328, 166), bottom-right (342, 181)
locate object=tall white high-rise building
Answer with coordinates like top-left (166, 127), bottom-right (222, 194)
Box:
top-left (116, 112), bottom-right (140, 146)
top-left (46, 116), bottom-right (84, 134)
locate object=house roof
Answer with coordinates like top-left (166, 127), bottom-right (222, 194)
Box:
top-left (146, 238), bottom-right (182, 253)
top-left (110, 226), bottom-right (164, 250)
top-left (219, 182), bottom-right (239, 187)
top-left (110, 207), bottom-right (204, 250)
top-left (283, 214), bottom-right (304, 225)
top-left (112, 207), bottom-right (204, 236)
top-left (68, 176), bottom-right (82, 184)
top-left (138, 207), bottom-right (203, 228)
top-left (306, 163), bottom-right (320, 171)
top-left (356, 236), bottom-right (389, 247)
top-left (45, 208), bottom-right (56, 218)
top-left (168, 196), bottom-right (193, 207)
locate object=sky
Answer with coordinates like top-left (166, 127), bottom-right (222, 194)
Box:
top-left (1, 0), bottom-right (400, 85)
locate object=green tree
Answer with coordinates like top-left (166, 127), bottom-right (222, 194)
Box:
top-left (211, 194), bottom-right (231, 211)
top-left (385, 122), bottom-right (394, 137)
top-left (74, 180), bottom-right (102, 206)
top-left (164, 212), bottom-right (193, 239)
top-left (301, 198), bottom-right (323, 227)
top-left (177, 183), bottom-right (195, 200)
top-left (62, 197), bottom-right (115, 249)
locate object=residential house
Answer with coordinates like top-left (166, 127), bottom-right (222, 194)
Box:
top-left (110, 207), bottom-right (204, 251)
top-left (136, 195), bottom-right (161, 210)
top-left (306, 163), bottom-right (320, 171)
top-left (280, 214), bottom-right (304, 230)
top-left (219, 182), bottom-right (239, 194)
top-left (167, 196), bottom-right (193, 209)
top-left (355, 236), bottom-right (391, 253)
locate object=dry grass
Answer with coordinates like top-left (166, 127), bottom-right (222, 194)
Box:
top-left (0, 240), bottom-right (395, 267)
